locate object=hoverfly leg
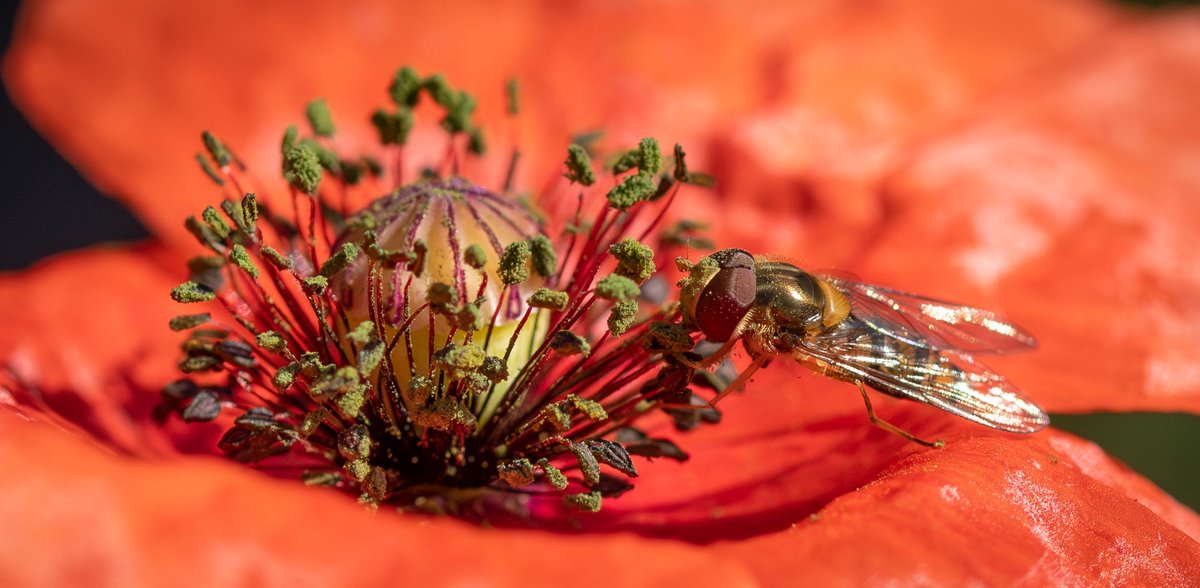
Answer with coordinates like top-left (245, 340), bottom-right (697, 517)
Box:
top-left (698, 337), bottom-right (741, 369)
top-left (855, 381), bottom-right (944, 449)
top-left (708, 353), bottom-right (771, 407)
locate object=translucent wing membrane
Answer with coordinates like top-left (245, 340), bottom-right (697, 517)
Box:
top-left (822, 277), bottom-right (1036, 354)
top-left (794, 317), bottom-right (1049, 433)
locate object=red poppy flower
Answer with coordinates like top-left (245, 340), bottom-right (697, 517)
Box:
top-left (3, 0), bottom-right (1200, 585)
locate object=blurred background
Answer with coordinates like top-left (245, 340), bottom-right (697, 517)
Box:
top-left (1, 0), bottom-right (1197, 511)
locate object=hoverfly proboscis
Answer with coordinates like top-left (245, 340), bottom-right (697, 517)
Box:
top-left (675, 248), bottom-right (1048, 447)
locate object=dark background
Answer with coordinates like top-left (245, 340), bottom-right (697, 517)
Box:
top-left (1, 0), bottom-right (1197, 510)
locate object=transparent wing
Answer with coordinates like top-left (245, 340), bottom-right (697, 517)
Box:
top-left (821, 276), bottom-right (1036, 354)
top-left (792, 317), bottom-right (1048, 433)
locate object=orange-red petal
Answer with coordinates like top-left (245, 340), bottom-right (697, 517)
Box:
top-left (0, 411), bottom-right (758, 587)
top-left (713, 429), bottom-right (1200, 585)
top-left (0, 243), bottom-right (190, 453)
top-left (861, 13), bottom-right (1200, 413)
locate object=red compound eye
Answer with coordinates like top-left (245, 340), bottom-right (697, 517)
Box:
top-left (695, 249), bottom-right (757, 342)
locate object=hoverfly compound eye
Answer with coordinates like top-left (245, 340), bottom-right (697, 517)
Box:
top-left (694, 249), bottom-right (757, 342)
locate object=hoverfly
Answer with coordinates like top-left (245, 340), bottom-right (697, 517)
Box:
top-left (676, 249), bottom-right (1048, 446)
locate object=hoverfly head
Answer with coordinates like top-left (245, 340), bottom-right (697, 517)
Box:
top-left (678, 248), bottom-right (757, 342)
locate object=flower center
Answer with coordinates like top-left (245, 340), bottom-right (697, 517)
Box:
top-left (162, 67), bottom-right (722, 519)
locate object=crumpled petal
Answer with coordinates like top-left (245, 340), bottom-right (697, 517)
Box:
top-left (713, 429), bottom-right (1200, 585)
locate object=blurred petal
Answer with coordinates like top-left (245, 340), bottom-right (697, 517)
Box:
top-left (0, 411), bottom-right (757, 587)
top-left (0, 244), bottom-right (188, 452)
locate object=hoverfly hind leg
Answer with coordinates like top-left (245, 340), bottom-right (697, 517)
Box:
top-left (855, 381), bottom-right (944, 449)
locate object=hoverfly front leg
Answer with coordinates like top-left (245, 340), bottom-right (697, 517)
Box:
top-left (707, 352), bottom-right (771, 407)
top-left (856, 381), bottom-right (944, 448)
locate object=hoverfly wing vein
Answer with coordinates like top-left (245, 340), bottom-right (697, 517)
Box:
top-left (822, 277), bottom-right (1037, 354)
top-left (796, 317), bottom-right (1048, 434)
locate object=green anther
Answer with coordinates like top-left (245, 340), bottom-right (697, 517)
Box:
top-left (305, 98), bottom-right (336, 137)
top-left (461, 372), bottom-right (491, 396)
top-left (467, 127), bottom-right (486, 155)
top-left (302, 276), bottom-right (328, 296)
top-left (433, 342), bottom-right (485, 378)
top-left (685, 171), bottom-right (716, 188)
top-left (261, 246), bottom-right (293, 270)
top-left (168, 314), bottom-right (211, 332)
top-left (605, 172), bottom-right (656, 210)
top-left (506, 78), bottom-right (519, 116)
top-left (370, 108), bottom-right (415, 146)
top-left (195, 153), bottom-right (225, 186)
top-left (673, 143), bottom-right (689, 181)
top-left (545, 402), bottom-right (571, 430)
top-left (281, 125), bottom-right (298, 154)
top-left (320, 243), bottom-right (359, 278)
top-left (220, 200), bottom-right (243, 232)
top-left (301, 138), bottom-right (341, 173)
top-left (424, 73), bottom-right (453, 107)
top-left (498, 458), bottom-right (535, 487)
top-left (185, 216), bottom-right (224, 251)
top-left (563, 144), bottom-right (596, 186)
top-left (570, 394), bottom-right (608, 421)
top-left (408, 375), bottom-right (433, 404)
top-left (345, 458), bottom-right (370, 483)
top-left (455, 303), bottom-right (484, 331)
top-left (202, 206), bottom-right (231, 240)
top-left (528, 288), bottom-right (569, 311)
top-left (171, 281), bottom-right (216, 303)
top-left (563, 491), bottom-right (602, 513)
top-left (357, 340), bottom-right (385, 376)
top-left (480, 356), bottom-right (509, 384)
top-left (568, 441), bottom-right (601, 486)
top-left (341, 160), bottom-right (364, 185)
top-left (273, 363), bottom-right (300, 391)
top-left (413, 397), bottom-right (476, 432)
top-left (609, 238), bottom-right (655, 283)
top-left (611, 149), bottom-right (640, 175)
top-left (180, 356), bottom-right (220, 373)
top-left (299, 407), bottom-right (328, 437)
top-left (595, 274), bottom-right (640, 301)
top-left (528, 235), bottom-right (557, 278)
top-left (256, 331), bottom-right (287, 352)
top-left (427, 282), bottom-right (458, 309)
top-left (638, 137), bottom-right (662, 175)
top-left (299, 352), bottom-right (330, 379)
top-left (187, 255), bottom-right (225, 274)
top-left (463, 244), bottom-right (487, 269)
top-left (498, 241), bottom-right (531, 285)
top-left (441, 91), bottom-right (477, 134)
top-left (390, 66), bottom-right (423, 107)
top-left (346, 321), bottom-right (375, 345)
top-left (647, 321), bottom-right (695, 353)
top-left (362, 156), bottom-right (383, 176)
top-left (241, 194), bottom-right (259, 229)
top-left (336, 389), bottom-right (365, 419)
top-left (550, 331), bottom-right (590, 357)
top-left (538, 459), bottom-right (569, 490)
top-left (607, 299), bottom-right (638, 336)
top-left (228, 244), bottom-right (259, 278)
top-left (283, 144), bottom-right (323, 194)
top-left (201, 131), bottom-right (231, 166)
